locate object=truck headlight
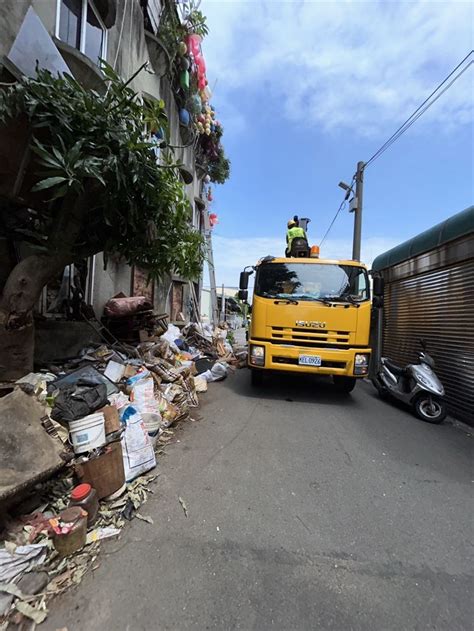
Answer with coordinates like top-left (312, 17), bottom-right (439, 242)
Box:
top-left (250, 345), bottom-right (265, 366)
top-left (354, 353), bottom-right (369, 375)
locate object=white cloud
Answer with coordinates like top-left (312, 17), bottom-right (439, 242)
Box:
top-left (202, 0), bottom-right (473, 136)
top-left (207, 233), bottom-right (400, 287)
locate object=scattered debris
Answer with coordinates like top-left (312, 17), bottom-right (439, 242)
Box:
top-left (0, 312), bottom-right (246, 627)
top-left (178, 497), bottom-right (188, 518)
top-left (0, 545), bottom-right (48, 583)
top-left (135, 513), bottom-right (154, 525)
top-left (86, 527), bottom-right (121, 544)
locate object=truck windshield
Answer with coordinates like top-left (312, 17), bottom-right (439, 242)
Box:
top-left (255, 263), bottom-right (369, 302)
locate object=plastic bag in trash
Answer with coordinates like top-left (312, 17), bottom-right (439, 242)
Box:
top-left (120, 405), bottom-right (156, 481)
top-left (201, 362), bottom-right (228, 383)
top-left (161, 324), bottom-right (182, 345)
top-left (51, 379), bottom-right (108, 423)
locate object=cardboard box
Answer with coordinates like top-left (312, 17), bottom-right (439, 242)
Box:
top-left (100, 405), bottom-right (121, 434)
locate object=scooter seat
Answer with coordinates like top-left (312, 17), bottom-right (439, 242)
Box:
top-left (382, 358), bottom-right (406, 376)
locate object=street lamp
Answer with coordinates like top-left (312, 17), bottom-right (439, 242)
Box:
top-left (338, 181), bottom-right (353, 200)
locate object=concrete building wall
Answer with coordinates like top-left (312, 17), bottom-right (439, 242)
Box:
top-left (92, 253), bottom-right (133, 316)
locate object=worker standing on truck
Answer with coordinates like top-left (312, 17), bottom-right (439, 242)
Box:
top-left (286, 219), bottom-right (307, 256)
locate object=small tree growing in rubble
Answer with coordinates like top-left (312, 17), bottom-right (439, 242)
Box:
top-left (0, 64), bottom-right (204, 378)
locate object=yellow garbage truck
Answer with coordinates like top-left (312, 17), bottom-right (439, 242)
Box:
top-left (239, 254), bottom-right (373, 392)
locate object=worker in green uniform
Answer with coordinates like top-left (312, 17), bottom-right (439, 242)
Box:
top-left (286, 219), bottom-right (307, 257)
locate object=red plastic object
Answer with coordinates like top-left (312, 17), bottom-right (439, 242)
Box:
top-left (71, 483), bottom-right (92, 501)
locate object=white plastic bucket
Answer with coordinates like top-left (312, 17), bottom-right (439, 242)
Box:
top-left (69, 412), bottom-right (106, 454)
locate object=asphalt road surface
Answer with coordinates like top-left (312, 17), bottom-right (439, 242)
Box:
top-left (44, 370), bottom-right (473, 631)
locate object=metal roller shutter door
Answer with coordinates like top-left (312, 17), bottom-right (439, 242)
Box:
top-left (383, 259), bottom-right (474, 424)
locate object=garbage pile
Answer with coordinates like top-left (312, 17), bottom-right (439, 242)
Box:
top-left (0, 319), bottom-right (242, 628)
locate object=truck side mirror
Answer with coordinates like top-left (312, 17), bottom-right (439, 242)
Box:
top-left (239, 270), bottom-right (253, 290)
top-left (373, 276), bottom-right (384, 297)
top-left (238, 289), bottom-right (248, 302)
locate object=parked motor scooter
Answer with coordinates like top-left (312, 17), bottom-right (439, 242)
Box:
top-left (372, 340), bottom-right (446, 423)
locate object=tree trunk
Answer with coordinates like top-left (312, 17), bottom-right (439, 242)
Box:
top-left (0, 253), bottom-right (70, 379)
top-left (0, 190), bottom-right (95, 379)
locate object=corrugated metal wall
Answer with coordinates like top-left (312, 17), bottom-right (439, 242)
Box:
top-left (383, 258), bottom-right (474, 424)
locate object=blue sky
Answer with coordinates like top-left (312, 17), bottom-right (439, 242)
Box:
top-left (200, 0), bottom-right (473, 287)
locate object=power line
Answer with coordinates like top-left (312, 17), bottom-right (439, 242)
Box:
top-left (319, 195), bottom-right (350, 247)
top-left (319, 175), bottom-right (356, 247)
top-left (365, 50), bottom-right (473, 168)
top-left (321, 51), bottom-right (473, 247)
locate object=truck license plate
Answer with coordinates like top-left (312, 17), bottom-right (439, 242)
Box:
top-left (298, 355), bottom-right (322, 366)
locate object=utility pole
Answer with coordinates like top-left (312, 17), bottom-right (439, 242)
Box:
top-left (351, 161), bottom-right (365, 261)
top-left (202, 210), bottom-right (218, 326)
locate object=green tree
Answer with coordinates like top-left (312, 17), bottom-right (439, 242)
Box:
top-left (0, 64), bottom-right (204, 378)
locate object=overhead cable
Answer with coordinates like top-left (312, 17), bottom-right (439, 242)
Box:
top-left (319, 184), bottom-right (353, 247)
top-left (365, 51), bottom-right (473, 168)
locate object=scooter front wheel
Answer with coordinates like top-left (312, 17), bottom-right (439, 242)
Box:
top-left (413, 395), bottom-right (446, 424)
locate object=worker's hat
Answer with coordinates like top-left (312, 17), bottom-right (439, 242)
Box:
top-left (287, 219), bottom-right (297, 228)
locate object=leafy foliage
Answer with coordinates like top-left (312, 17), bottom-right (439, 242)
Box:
top-left (158, 2), bottom-right (209, 60)
top-left (207, 152), bottom-right (231, 185)
top-left (0, 64), bottom-right (204, 279)
top-left (185, 10), bottom-right (209, 38)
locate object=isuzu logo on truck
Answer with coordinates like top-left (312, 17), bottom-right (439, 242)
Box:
top-left (296, 321), bottom-right (326, 328)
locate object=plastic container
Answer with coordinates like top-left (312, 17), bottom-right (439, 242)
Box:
top-left (69, 412), bottom-right (106, 454)
top-left (69, 483), bottom-right (99, 527)
top-left (51, 507), bottom-right (87, 557)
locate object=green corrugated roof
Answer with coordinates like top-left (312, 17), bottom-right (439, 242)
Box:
top-left (371, 206), bottom-right (474, 271)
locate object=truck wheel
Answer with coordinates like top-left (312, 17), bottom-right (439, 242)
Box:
top-left (333, 376), bottom-right (356, 394)
top-left (250, 369), bottom-right (264, 387)
top-left (413, 395), bottom-right (446, 424)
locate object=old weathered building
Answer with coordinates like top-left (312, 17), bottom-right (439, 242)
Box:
top-left (0, 0), bottom-right (211, 337)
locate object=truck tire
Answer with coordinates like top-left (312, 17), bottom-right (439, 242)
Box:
top-left (250, 369), bottom-right (264, 387)
top-left (333, 376), bottom-right (356, 394)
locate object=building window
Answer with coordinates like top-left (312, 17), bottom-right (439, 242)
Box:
top-left (56, 0), bottom-right (107, 65)
top-left (141, 0), bottom-right (161, 34)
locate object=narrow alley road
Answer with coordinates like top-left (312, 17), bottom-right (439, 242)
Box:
top-left (44, 370), bottom-right (473, 631)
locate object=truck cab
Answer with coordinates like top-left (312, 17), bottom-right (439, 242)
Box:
top-left (241, 256), bottom-right (372, 392)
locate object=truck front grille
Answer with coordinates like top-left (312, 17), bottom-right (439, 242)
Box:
top-left (271, 327), bottom-right (350, 348)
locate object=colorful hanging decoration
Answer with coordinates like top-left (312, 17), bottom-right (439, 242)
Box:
top-left (179, 108), bottom-right (191, 126)
top-left (209, 212), bottom-right (218, 227)
top-left (180, 70), bottom-right (190, 90)
top-left (170, 9), bottom-right (229, 186)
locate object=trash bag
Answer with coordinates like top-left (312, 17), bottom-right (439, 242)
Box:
top-left (174, 339), bottom-right (190, 352)
top-left (51, 379), bottom-right (108, 423)
top-left (161, 324), bottom-right (182, 345)
top-left (120, 405), bottom-right (156, 481)
top-left (104, 295), bottom-right (151, 317)
top-left (201, 362), bottom-right (228, 383)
